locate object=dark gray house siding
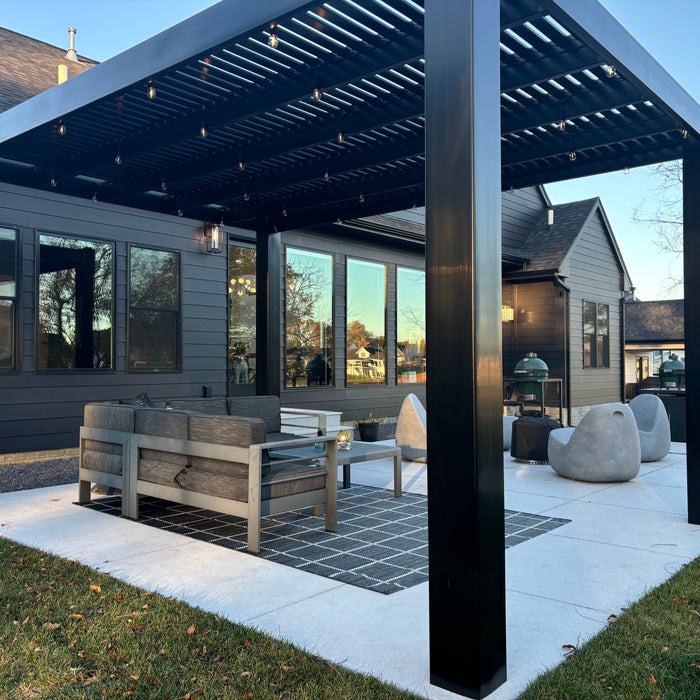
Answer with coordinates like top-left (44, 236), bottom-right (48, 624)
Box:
top-left (566, 208), bottom-right (626, 412)
top-left (0, 181), bottom-right (231, 454)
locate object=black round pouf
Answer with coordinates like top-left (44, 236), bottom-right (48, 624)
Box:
top-left (510, 416), bottom-right (560, 464)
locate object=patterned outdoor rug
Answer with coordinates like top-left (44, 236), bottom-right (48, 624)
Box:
top-left (84, 484), bottom-right (570, 594)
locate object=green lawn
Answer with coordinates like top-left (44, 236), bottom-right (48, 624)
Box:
top-left (0, 537), bottom-right (419, 699)
top-left (519, 557), bottom-right (700, 699)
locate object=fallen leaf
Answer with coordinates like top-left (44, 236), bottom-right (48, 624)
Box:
top-left (70, 614), bottom-right (85, 620)
top-left (90, 585), bottom-right (101, 593)
top-left (607, 614), bottom-right (618, 623)
top-left (43, 622), bottom-right (61, 630)
top-left (673, 597), bottom-right (690, 605)
top-left (650, 673), bottom-right (657, 684)
top-left (241, 671), bottom-right (251, 677)
top-left (562, 644), bottom-right (577, 656)
top-left (187, 624), bottom-right (196, 636)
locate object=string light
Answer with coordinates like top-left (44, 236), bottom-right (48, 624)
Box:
top-left (359, 193), bottom-right (365, 203)
top-left (58, 121), bottom-right (67, 136)
top-left (323, 169), bottom-right (330, 181)
top-left (605, 64), bottom-right (616, 78)
top-left (312, 87), bottom-right (322, 100)
top-left (238, 160), bottom-right (245, 171)
top-left (147, 82), bottom-right (156, 99)
top-left (199, 123), bottom-right (208, 138)
top-left (177, 207), bottom-right (183, 217)
top-left (682, 129), bottom-right (689, 139)
top-left (243, 192), bottom-right (250, 202)
top-left (282, 205), bottom-right (288, 217)
top-left (568, 151), bottom-right (577, 161)
top-left (92, 191), bottom-right (98, 202)
top-left (114, 152), bottom-right (122, 165)
top-left (161, 179), bottom-right (168, 192)
top-left (337, 130), bottom-right (344, 144)
top-left (268, 24), bottom-right (279, 49)
top-left (557, 119), bottom-right (566, 131)
top-left (623, 165), bottom-right (630, 175)
top-left (49, 176), bottom-right (58, 188)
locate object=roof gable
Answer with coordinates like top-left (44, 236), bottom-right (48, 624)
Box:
top-left (0, 27), bottom-right (96, 113)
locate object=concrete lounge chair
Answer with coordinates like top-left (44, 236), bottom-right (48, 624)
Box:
top-left (628, 393), bottom-right (671, 462)
top-left (547, 403), bottom-right (641, 482)
top-left (396, 393), bottom-right (427, 462)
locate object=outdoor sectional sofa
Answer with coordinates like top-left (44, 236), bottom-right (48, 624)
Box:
top-left (77, 395), bottom-right (337, 552)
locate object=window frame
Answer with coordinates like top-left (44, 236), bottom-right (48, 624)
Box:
top-left (582, 300), bottom-right (610, 369)
top-left (0, 226), bottom-right (19, 373)
top-left (284, 244), bottom-right (335, 390)
top-left (127, 243), bottom-right (182, 373)
top-left (345, 255), bottom-right (388, 387)
top-left (35, 230), bottom-right (115, 373)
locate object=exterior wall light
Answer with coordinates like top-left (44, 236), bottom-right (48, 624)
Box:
top-left (204, 223), bottom-right (223, 253)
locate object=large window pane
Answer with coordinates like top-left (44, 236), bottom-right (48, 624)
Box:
top-left (397, 267), bottom-right (426, 384)
top-left (286, 248), bottom-right (333, 388)
top-left (129, 247), bottom-right (179, 370)
top-left (583, 300), bottom-right (610, 369)
top-left (0, 228), bottom-right (16, 370)
top-left (583, 301), bottom-right (596, 368)
top-left (39, 234), bottom-right (113, 369)
top-left (347, 258), bottom-right (386, 385)
top-left (229, 245), bottom-right (256, 386)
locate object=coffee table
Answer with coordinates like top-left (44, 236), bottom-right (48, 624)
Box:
top-left (271, 441), bottom-right (402, 497)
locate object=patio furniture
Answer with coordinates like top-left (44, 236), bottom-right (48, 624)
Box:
top-left (77, 396), bottom-right (338, 552)
top-left (548, 403), bottom-right (641, 482)
top-left (629, 394), bottom-right (671, 462)
top-left (503, 415), bottom-right (517, 451)
top-left (396, 393), bottom-right (427, 462)
top-left (510, 416), bottom-right (560, 463)
top-left (273, 441), bottom-right (403, 496)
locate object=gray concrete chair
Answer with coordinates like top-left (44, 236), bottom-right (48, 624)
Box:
top-left (548, 403), bottom-right (641, 482)
top-left (503, 415), bottom-right (517, 451)
top-left (629, 394), bottom-right (671, 462)
top-left (396, 393), bottom-right (427, 462)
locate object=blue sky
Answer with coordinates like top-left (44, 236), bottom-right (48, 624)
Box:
top-left (1, 1), bottom-right (697, 300)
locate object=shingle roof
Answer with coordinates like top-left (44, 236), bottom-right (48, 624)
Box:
top-left (517, 198), bottom-right (599, 271)
top-left (0, 27), bottom-right (96, 113)
top-left (625, 300), bottom-right (685, 343)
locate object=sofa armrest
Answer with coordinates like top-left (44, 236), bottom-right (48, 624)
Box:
top-left (280, 408), bottom-right (342, 433)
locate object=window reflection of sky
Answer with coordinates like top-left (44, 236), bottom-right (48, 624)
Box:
top-left (347, 259), bottom-right (385, 336)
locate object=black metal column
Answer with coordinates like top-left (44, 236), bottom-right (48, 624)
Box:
top-left (683, 138), bottom-right (700, 524)
top-left (255, 221), bottom-right (282, 397)
top-left (425, 0), bottom-right (505, 697)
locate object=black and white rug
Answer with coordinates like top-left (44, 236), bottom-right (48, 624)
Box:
top-left (84, 485), bottom-right (570, 594)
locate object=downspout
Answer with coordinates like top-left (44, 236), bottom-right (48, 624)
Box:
top-left (620, 296), bottom-right (626, 402)
top-left (553, 274), bottom-right (571, 425)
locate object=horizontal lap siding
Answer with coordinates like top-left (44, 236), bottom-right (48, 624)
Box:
top-left (567, 210), bottom-right (624, 407)
top-left (0, 182), bottom-right (230, 453)
top-left (280, 229), bottom-right (426, 421)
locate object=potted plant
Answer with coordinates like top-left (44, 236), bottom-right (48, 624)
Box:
top-left (357, 410), bottom-right (384, 442)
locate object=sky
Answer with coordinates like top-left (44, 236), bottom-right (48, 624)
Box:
top-left (0, 0), bottom-right (698, 300)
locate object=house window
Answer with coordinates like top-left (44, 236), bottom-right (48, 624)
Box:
top-left (397, 267), bottom-right (426, 384)
top-left (0, 227), bottom-right (17, 370)
top-left (583, 301), bottom-right (609, 368)
top-left (128, 246), bottom-right (180, 370)
top-left (347, 258), bottom-right (386, 385)
top-left (38, 233), bottom-right (113, 369)
top-left (229, 244), bottom-right (256, 386)
top-left (285, 248), bottom-right (333, 388)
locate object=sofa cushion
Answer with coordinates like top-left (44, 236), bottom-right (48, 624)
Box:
top-left (167, 399), bottom-right (228, 415)
top-left (138, 460), bottom-right (185, 487)
top-left (188, 414), bottom-right (266, 476)
top-left (84, 403), bottom-right (135, 433)
top-left (226, 396), bottom-right (281, 433)
top-left (81, 450), bottom-right (123, 475)
top-left (134, 408), bottom-right (190, 467)
top-left (177, 461), bottom-right (326, 502)
top-left (119, 391), bottom-right (155, 407)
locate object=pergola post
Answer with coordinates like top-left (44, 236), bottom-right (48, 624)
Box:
top-left (683, 138), bottom-right (700, 524)
top-left (255, 222), bottom-right (282, 397)
top-left (425, 0), bottom-right (506, 697)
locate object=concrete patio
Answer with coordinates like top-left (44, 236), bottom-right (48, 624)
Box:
top-left (0, 440), bottom-right (696, 700)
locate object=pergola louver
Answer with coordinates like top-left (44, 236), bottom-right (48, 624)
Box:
top-left (1, 0), bottom-right (700, 697)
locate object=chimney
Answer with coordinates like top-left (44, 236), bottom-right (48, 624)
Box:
top-left (65, 27), bottom-right (78, 62)
top-left (547, 208), bottom-right (555, 226)
top-left (57, 65), bottom-right (68, 84)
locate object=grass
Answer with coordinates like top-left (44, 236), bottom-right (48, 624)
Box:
top-left (519, 557), bottom-right (700, 700)
top-left (0, 537), bottom-right (419, 700)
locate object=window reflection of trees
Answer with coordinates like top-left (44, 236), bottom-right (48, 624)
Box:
top-left (0, 228), bottom-right (16, 369)
top-left (129, 247), bottom-right (179, 370)
top-left (228, 245), bottom-right (256, 386)
top-left (38, 235), bottom-right (113, 369)
top-left (286, 249), bottom-right (333, 388)
top-left (346, 259), bottom-right (386, 385)
top-left (397, 267), bottom-right (426, 384)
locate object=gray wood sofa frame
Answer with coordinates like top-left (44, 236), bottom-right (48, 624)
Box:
top-left (78, 427), bottom-right (337, 553)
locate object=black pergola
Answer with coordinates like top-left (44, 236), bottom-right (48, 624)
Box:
top-left (1, 1), bottom-right (699, 697)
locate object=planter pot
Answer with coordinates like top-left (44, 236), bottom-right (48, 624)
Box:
top-left (357, 421), bottom-right (381, 442)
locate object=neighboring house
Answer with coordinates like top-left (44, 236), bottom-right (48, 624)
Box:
top-left (0, 26), bottom-right (632, 453)
top-left (624, 299), bottom-right (685, 383)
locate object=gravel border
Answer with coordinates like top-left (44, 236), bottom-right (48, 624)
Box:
top-left (0, 457), bottom-right (79, 494)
